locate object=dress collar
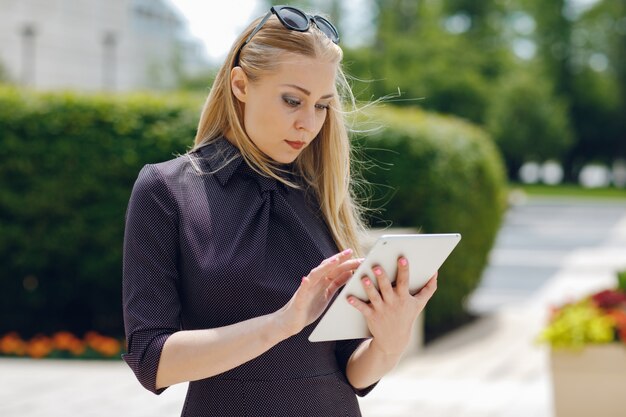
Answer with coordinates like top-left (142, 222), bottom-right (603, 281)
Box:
top-left (193, 137), bottom-right (294, 193)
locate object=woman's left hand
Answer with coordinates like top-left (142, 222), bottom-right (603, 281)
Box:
top-left (347, 257), bottom-right (438, 356)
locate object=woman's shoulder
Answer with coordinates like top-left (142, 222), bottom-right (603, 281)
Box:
top-left (142, 152), bottom-right (194, 180)
top-left (131, 153), bottom-right (203, 201)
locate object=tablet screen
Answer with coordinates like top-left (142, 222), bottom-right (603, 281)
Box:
top-left (308, 233), bottom-right (461, 342)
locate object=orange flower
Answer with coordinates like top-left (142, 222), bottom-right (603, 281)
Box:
top-left (0, 332), bottom-right (26, 356)
top-left (25, 335), bottom-right (54, 359)
top-left (85, 331), bottom-right (122, 357)
top-left (52, 331), bottom-right (80, 351)
top-left (0, 331), bottom-right (123, 359)
top-left (609, 310), bottom-right (626, 344)
top-left (68, 339), bottom-right (86, 356)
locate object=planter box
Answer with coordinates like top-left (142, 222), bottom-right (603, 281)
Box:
top-left (550, 344), bottom-right (626, 417)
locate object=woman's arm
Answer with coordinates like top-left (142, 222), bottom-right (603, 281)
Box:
top-left (156, 250), bottom-right (362, 389)
top-left (344, 258), bottom-right (438, 389)
top-left (156, 310), bottom-right (288, 388)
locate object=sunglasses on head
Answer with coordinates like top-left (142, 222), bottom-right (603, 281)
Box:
top-left (235, 5), bottom-right (340, 64)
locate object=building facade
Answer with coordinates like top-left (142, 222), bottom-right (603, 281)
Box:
top-left (0, 0), bottom-right (210, 91)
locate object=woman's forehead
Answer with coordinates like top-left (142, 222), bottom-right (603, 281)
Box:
top-left (262, 54), bottom-right (337, 95)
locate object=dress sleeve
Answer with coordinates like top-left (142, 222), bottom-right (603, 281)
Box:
top-left (335, 339), bottom-right (379, 396)
top-left (122, 164), bottom-right (182, 395)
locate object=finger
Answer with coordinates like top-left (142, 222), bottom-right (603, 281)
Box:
top-left (308, 249), bottom-right (353, 281)
top-left (327, 258), bottom-right (362, 280)
top-left (372, 265), bottom-right (394, 301)
top-left (395, 256), bottom-right (410, 294)
top-left (413, 273), bottom-right (438, 301)
top-left (347, 295), bottom-right (373, 318)
top-left (327, 269), bottom-right (353, 292)
top-left (361, 275), bottom-right (383, 307)
top-left (295, 276), bottom-right (312, 303)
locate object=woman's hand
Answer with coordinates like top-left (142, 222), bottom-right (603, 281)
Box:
top-left (277, 249), bottom-right (363, 337)
top-left (348, 257), bottom-right (438, 356)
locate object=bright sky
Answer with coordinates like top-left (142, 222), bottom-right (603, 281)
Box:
top-left (168, 0), bottom-right (263, 63)
top-left (168, 0), bottom-right (375, 64)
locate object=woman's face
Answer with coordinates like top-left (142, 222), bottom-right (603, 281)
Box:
top-left (231, 53), bottom-right (337, 164)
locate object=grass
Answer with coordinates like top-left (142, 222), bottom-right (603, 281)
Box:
top-left (510, 183), bottom-right (626, 200)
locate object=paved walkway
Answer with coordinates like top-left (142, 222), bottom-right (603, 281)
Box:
top-left (1, 196), bottom-right (625, 417)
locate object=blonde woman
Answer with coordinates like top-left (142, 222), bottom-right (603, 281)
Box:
top-left (122, 5), bottom-right (437, 416)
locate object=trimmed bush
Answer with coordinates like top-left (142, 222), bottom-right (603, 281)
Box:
top-left (0, 88), bottom-right (506, 340)
top-left (0, 87), bottom-right (201, 337)
top-left (354, 105), bottom-right (508, 333)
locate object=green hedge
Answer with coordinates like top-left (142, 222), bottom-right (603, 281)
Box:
top-left (0, 87), bottom-right (201, 337)
top-left (354, 105), bottom-right (508, 333)
top-left (0, 87), bottom-right (507, 339)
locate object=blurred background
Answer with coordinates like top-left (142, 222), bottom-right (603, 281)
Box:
top-left (2, 0), bottom-right (625, 182)
top-left (0, 0), bottom-right (624, 349)
top-left (0, 0), bottom-right (626, 380)
top-left (0, 0), bottom-right (625, 415)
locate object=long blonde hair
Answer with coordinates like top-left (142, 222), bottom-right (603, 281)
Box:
top-left (190, 13), bottom-right (368, 255)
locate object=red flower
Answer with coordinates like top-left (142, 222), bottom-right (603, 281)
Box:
top-left (591, 289), bottom-right (626, 309)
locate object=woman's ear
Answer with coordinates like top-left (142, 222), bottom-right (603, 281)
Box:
top-left (230, 67), bottom-right (248, 103)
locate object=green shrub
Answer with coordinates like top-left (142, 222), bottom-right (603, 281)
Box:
top-left (0, 88), bottom-right (506, 340)
top-left (0, 86), bottom-right (201, 337)
top-left (353, 105), bottom-right (508, 333)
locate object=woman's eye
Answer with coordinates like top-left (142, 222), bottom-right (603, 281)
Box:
top-left (283, 96), bottom-right (301, 107)
top-left (315, 104), bottom-right (330, 111)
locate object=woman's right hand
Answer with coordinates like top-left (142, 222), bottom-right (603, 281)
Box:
top-left (277, 248), bottom-right (363, 337)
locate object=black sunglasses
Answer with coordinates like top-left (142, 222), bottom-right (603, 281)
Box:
top-left (235, 5), bottom-right (340, 64)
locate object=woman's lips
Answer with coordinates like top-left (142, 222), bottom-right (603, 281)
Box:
top-left (285, 140), bottom-right (306, 150)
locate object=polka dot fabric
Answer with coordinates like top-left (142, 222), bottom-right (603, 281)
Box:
top-left (122, 137), bottom-right (377, 416)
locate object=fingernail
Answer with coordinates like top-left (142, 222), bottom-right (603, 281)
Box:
top-left (348, 297), bottom-right (355, 305)
top-left (342, 248), bottom-right (353, 256)
top-left (363, 278), bottom-right (371, 286)
top-left (399, 257), bottom-right (408, 267)
top-left (373, 267), bottom-right (382, 276)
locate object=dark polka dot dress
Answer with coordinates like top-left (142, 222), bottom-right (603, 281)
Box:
top-left (122, 137), bottom-right (377, 416)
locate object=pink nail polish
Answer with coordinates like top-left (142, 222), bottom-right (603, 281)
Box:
top-left (348, 297), bottom-right (355, 304)
top-left (342, 248), bottom-right (353, 255)
top-left (363, 278), bottom-right (371, 286)
top-left (399, 258), bottom-right (408, 267)
top-left (374, 267), bottom-right (382, 276)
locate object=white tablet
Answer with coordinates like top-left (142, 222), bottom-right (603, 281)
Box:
top-left (308, 233), bottom-right (462, 342)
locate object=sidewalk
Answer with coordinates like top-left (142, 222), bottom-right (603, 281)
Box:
top-left (358, 207), bottom-right (626, 417)
top-left (2, 205), bottom-right (625, 417)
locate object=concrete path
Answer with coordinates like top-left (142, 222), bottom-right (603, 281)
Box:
top-left (1, 195), bottom-right (625, 417)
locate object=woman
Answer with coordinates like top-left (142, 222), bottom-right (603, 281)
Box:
top-left (122, 5), bottom-right (438, 416)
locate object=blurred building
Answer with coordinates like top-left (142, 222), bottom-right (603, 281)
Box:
top-left (0, 0), bottom-right (210, 91)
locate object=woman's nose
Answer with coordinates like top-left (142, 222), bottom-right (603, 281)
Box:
top-left (295, 107), bottom-right (316, 132)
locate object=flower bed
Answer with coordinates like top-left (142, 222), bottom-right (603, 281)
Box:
top-left (538, 270), bottom-right (626, 349)
top-left (0, 331), bottom-right (124, 359)
top-left (538, 270), bottom-right (626, 417)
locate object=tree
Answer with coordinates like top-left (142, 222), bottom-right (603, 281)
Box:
top-left (568, 0), bottom-right (626, 164)
top-left (528, 0), bottom-right (626, 175)
top-left (486, 67), bottom-right (573, 178)
top-left (345, 0), bottom-right (513, 124)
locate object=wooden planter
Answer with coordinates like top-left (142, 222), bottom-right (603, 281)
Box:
top-left (550, 344), bottom-right (626, 417)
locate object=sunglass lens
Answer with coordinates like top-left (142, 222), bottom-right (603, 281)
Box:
top-left (278, 7), bottom-right (309, 30)
top-left (313, 16), bottom-right (339, 43)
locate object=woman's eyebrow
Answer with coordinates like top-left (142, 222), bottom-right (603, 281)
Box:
top-left (281, 84), bottom-right (334, 99)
